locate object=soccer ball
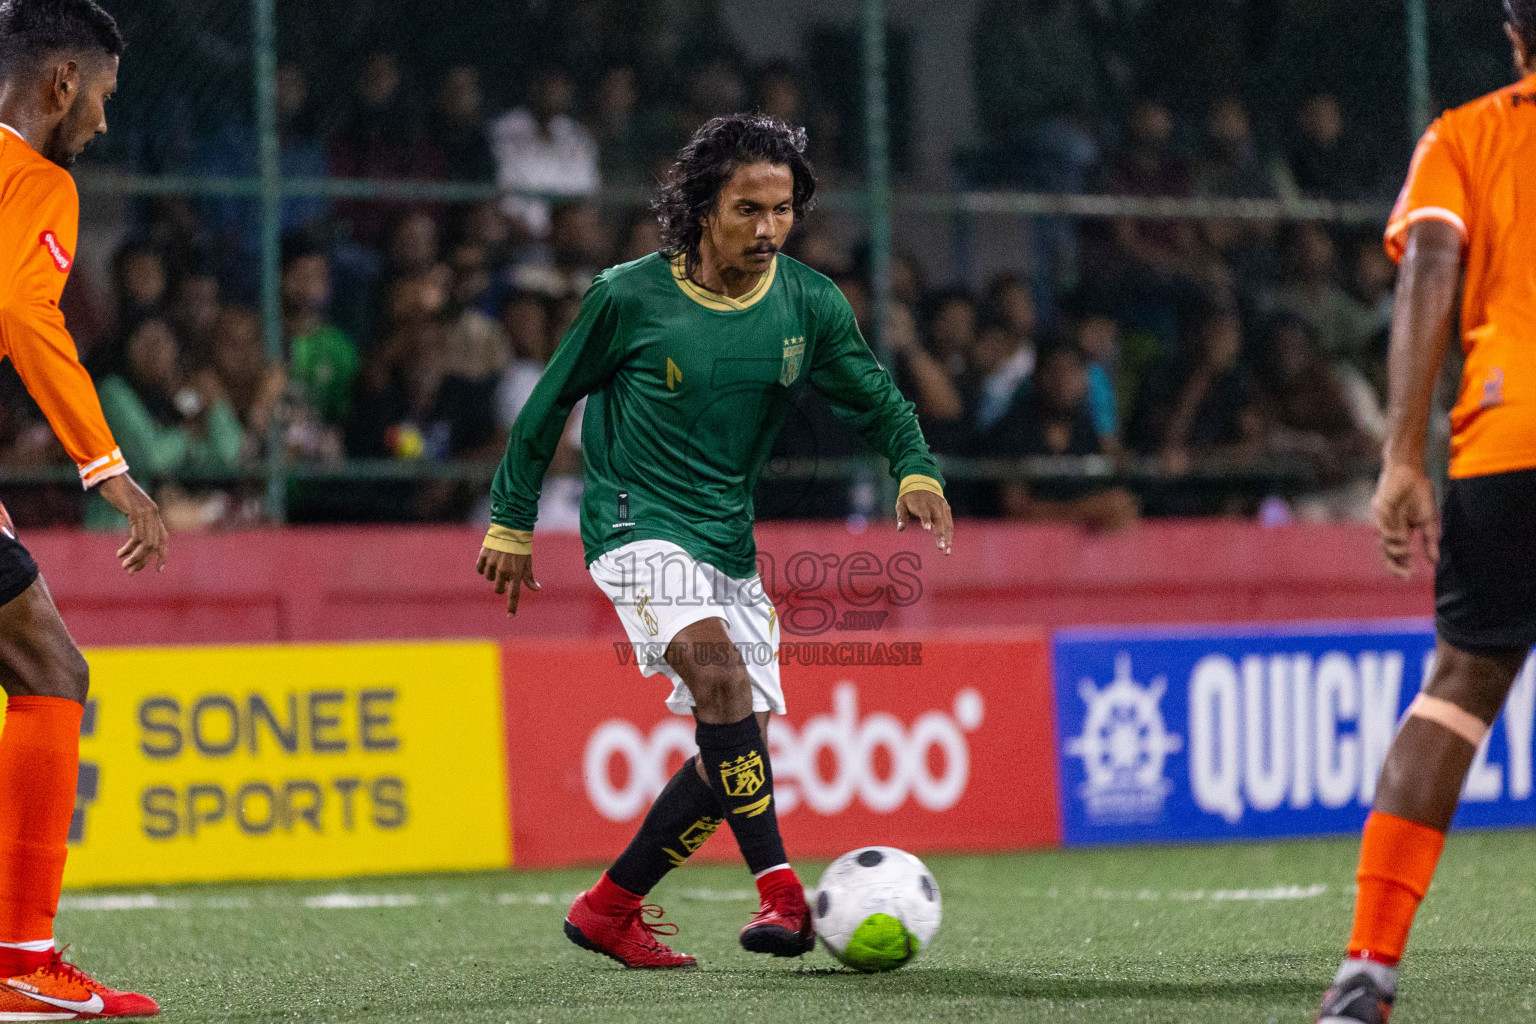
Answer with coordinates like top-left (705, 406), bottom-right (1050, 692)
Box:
top-left (811, 846), bottom-right (941, 971)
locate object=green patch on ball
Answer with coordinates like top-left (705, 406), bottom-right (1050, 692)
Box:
top-left (840, 913), bottom-right (917, 972)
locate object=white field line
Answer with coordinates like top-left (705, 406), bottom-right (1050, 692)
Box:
top-left (1171, 884), bottom-right (1330, 901)
top-left (495, 892), bottom-right (569, 906)
top-left (675, 888), bottom-right (756, 902)
top-left (1020, 883), bottom-right (1332, 902)
top-left (59, 894), bottom-right (188, 911)
top-left (306, 893), bottom-right (419, 909)
top-left (62, 886), bottom-right (759, 912)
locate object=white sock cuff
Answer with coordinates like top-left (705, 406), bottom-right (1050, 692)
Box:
top-left (1334, 956), bottom-right (1397, 992)
top-left (754, 863), bottom-right (793, 880)
top-left (0, 939), bottom-right (53, 953)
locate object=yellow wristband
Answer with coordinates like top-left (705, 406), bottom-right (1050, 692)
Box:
top-left (897, 474), bottom-right (945, 500)
top-left (482, 525), bottom-right (533, 555)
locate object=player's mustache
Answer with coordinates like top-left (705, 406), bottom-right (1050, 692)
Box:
top-left (746, 243), bottom-right (779, 255)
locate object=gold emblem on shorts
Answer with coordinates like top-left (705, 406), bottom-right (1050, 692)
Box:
top-left (719, 751), bottom-right (766, 797)
top-left (635, 591), bottom-right (660, 637)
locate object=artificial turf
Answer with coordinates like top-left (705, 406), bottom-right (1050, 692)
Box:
top-left (52, 829), bottom-right (1536, 1022)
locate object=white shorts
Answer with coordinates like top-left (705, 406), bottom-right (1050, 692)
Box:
top-left (588, 538), bottom-right (784, 716)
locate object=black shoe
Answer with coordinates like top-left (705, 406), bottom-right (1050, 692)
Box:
top-left (1318, 971), bottom-right (1394, 1023)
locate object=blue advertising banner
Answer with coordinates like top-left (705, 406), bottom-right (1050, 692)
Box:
top-left (1053, 621), bottom-right (1536, 845)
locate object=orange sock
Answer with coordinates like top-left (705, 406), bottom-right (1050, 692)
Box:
top-left (0, 697), bottom-right (82, 974)
top-left (1347, 810), bottom-right (1447, 966)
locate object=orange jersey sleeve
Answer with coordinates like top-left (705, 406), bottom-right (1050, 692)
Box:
top-left (0, 153), bottom-right (126, 488)
top-left (1384, 117), bottom-right (1470, 264)
top-left (1384, 77), bottom-right (1536, 479)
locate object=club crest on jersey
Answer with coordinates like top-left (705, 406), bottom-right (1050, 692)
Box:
top-left (719, 751), bottom-right (766, 797)
top-left (779, 336), bottom-right (806, 386)
top-left (38, 231), bottom-right (71, 273)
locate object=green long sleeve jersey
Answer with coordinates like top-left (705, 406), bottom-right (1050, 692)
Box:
top-left (488, 252), bottom-right (944, 578)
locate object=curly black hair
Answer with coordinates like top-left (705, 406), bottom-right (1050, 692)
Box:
top-left (654, 113), bottom-right (817, 275)
top-left (0, 0), bottom-right (123, 79)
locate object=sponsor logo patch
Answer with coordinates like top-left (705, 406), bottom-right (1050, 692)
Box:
top-left (39, 230), bottom-right (71, 272)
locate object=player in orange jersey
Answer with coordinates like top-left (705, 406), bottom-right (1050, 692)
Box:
top-left (1319, 4), bottom-right (1536, 1022)
top-left (0, 0), bottom-right (165, 1017)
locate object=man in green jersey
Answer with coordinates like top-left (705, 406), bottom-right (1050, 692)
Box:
top-left (476, 114), bottom-right (953, 969)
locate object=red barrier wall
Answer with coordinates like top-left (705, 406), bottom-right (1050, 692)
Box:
top-left (23, 519), bottom-right (1432, 646)
top-left (501, 633), bottom-right (1059, 868)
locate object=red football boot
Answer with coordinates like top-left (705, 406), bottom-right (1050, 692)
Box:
top-left (564, 886), bottom-right (697, 969)
top-left (0, 949), bottom-right (159, 1018)
top-left (739, 867), bottom-right (814, 957)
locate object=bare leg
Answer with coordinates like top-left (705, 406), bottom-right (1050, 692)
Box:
top-left (663, 618), bottom-right (772, 785)
top-left (1325, 636), bottom-right (1529, 1015)
top-left (666, 617), bottom-right (751, 723)
top-left (0, 578), bottom-right (89, 704)
top-left (1373, 638), bottom-right (1524, 829)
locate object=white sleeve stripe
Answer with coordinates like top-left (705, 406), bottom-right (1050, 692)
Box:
top-left (78, 448), bottom-right (123, 476)
top-left (1389, 207), bottom-right (1468, 237)
top-left (81, 462), bottom-right (128, 489)
top-left (80, 453), bottom-right (127, 489)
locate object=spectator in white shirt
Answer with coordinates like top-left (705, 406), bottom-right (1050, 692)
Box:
top-left (490, 70), bottom-right (600, 239)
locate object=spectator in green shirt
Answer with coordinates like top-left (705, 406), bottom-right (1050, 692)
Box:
top-left (282, 235), bottom-right (360, 426)
top-left (91, 318), bottom-right (246, 530)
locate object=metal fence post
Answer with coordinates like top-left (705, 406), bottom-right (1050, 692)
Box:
top-left (253, 0), bottom-right (286, 521)
top-left (863, 0), bottom-right (898, 517)
top-left (1406, 0), bottom-right (1431, 138)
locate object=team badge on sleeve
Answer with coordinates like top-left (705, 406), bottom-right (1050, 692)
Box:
top-left (38, 231), bottom-right (72, 273)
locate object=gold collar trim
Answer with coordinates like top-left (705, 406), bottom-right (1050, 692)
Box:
top-left (669, 254), bottom-right (777, 311)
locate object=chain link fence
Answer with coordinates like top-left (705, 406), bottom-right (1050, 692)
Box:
top-left (18, 0), bottom-right (1454, 530)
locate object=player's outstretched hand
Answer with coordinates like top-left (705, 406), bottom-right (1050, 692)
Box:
top-left (896, 489), bottom-right (954, 555)
top-left (477, 547), bottom-right (540, 615)
top-left (1372, 459), bottom-right (1439, 580)
top-left (97, 473), bottom-right (168, 575)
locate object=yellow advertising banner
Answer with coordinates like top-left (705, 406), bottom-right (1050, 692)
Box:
top-left (60, 642), bottom-right (509, 887)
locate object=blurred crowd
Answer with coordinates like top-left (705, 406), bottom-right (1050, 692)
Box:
top-left (772, 214), bottom-right (1398, 532)
top-left (2, 0), bottom-right (1481, 531)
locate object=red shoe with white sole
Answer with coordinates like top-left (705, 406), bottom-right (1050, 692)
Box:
top-left (0, 949), bottom-right (158, 1018)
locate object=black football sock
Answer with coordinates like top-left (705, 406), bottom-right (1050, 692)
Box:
top-left (606, 756), bottom-right (724, 896)
top-left (695, 714), bottom-right (788, 875)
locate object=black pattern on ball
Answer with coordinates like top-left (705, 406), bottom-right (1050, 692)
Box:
top-left (816, 891), bottom-right (830, 918)
top-left (920, 874), bottom-right (936, 901)
top-left (856, 849), bottom-right (884, 867)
